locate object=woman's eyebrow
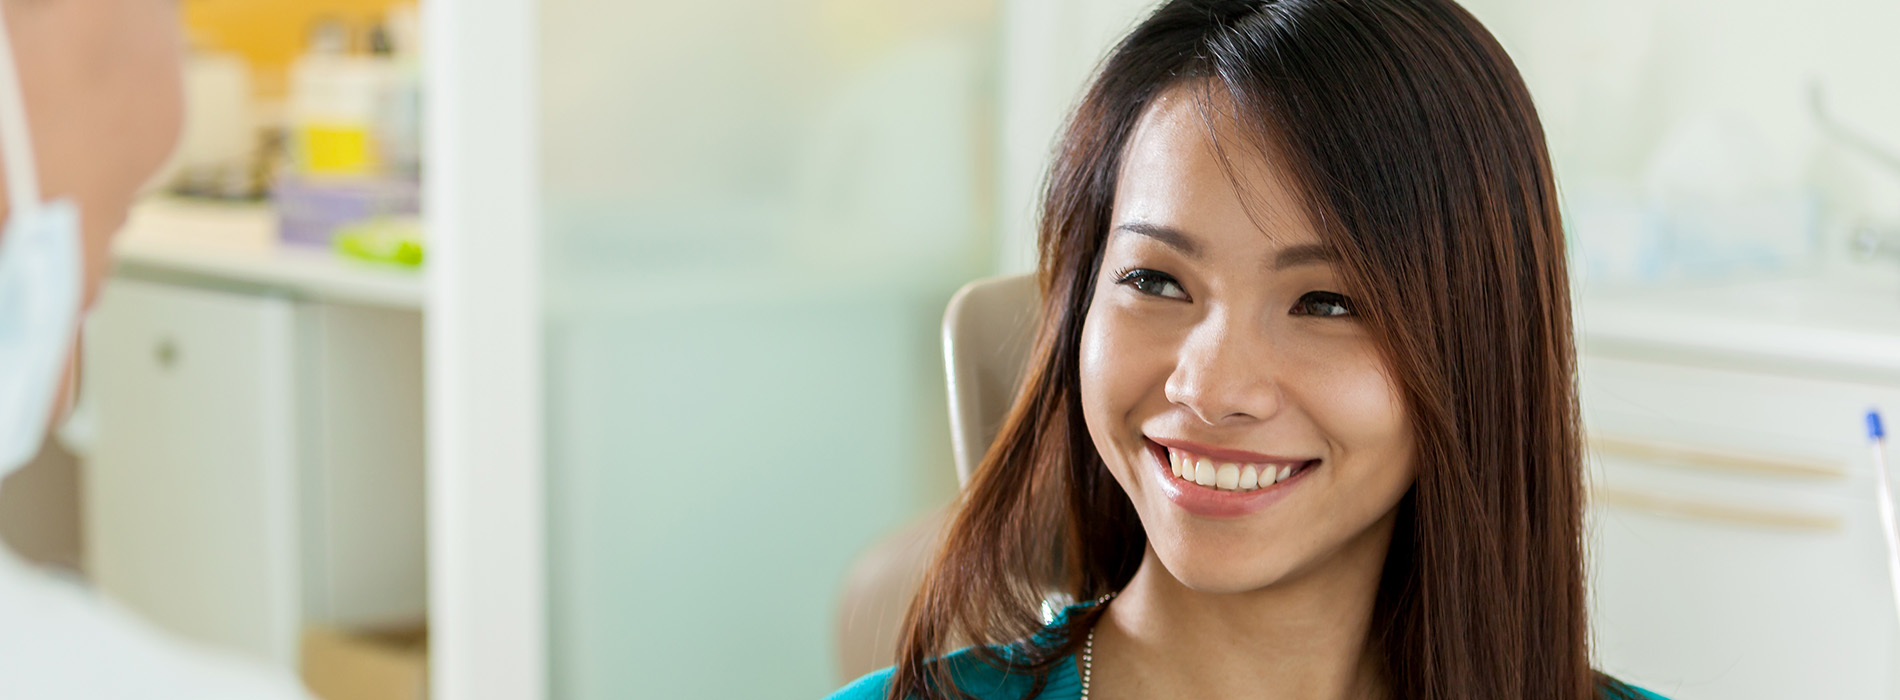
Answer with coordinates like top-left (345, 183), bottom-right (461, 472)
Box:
top-left (1270, 243), bottom-right (1339, 270)
top-left (1112, 221), bottom-right (1335, 270)
top-left (1111, 221), bottom-right (1201, 258)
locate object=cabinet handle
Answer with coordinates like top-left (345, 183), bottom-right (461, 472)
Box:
top-left (1593, 485), bottom-right (1843, 533)
top-left (155, 337), bottom-right (179, 370)
top-left (1588, 435), bottom-right (1844, 480)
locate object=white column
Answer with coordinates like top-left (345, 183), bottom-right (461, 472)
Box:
top-left (423, 0), bottom-right (545, 699)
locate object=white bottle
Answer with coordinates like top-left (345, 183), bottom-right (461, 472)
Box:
top-left (285, 19), bottom-right (390, 178)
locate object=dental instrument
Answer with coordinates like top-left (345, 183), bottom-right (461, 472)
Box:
top-left (1869, 410), bottom-right (1900, 628)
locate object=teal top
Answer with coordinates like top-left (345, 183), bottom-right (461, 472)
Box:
top-left (827, 604), bottom-right (1672, 700)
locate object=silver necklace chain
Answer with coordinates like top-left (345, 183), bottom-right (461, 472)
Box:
top-left (1078, 592), bottom-right (1116, 699)
top-left (1081, 627), bottom-right (1097, 699)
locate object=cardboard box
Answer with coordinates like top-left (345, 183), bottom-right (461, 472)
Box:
top-left (301, 625), bottom-right (428, 700)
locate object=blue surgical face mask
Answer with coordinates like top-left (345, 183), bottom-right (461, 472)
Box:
top-left (0, 3), bottom-right (84, 477)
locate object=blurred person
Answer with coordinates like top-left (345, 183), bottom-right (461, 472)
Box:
top-left (831, 1), bottom-right (1670, 699)
top-left (0, 0), bottom-right (312, 697)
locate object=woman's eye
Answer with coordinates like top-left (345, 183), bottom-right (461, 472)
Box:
top-left (1291, 290), bottom-right (1355, 317)
top-left (1114, 268), bottom-right (1189, 300)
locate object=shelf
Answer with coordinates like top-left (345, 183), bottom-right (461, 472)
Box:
top-left (1579, 268), bottom-right (1900, 382)
top-left (113, 198), bottom-right (425, 310)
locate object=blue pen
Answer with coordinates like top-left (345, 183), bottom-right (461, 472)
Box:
top-left (1871, 410), bottom-right (1900, 627)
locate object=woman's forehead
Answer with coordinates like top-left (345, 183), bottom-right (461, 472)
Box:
top-left (1111, 84), bottom-right (1321, 254)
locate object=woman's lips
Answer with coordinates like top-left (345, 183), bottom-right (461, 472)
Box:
top-left (1148, 436), bottom-right (1307, 465)
top-left (1144, 438), bottom-right (1317, 518)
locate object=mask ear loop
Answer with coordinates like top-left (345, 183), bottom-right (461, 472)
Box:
top-left (0, 2), bottom-right (40, 217)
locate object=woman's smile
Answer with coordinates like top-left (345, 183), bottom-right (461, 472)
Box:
top-left (1143, 436), bottom-right (1321, 517)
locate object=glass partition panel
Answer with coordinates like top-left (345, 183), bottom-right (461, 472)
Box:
top-left (540, 2), bottom-right (996, 697)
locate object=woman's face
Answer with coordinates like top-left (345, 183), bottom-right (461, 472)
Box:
top-left (1079, 88), bottom-right (1416, 594)
top-left (11, 0), bottom-right (185, 308)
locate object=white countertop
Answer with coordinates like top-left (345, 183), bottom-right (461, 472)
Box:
top-left (1579, 267), bottom-right (1900, 382)
top-left (113, 198), bottom-right (425, 310)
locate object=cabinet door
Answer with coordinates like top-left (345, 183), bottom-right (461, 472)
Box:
top-left (83, 278), bottom-right (301, 669)
top-left (1582, 356), bottom-right (1900, 700)
top-left (1590, 458), bottom-right (1891, 700)
top-left (298, 302), bottom-right (427, 627)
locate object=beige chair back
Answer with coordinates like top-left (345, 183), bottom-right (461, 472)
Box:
top-left (832, 273), bottom-right (1040, 683)
top-left (941, 274), bottom-right (1039, 486)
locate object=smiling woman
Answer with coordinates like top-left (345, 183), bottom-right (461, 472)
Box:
top-left (1080, 91), bottom-right (1418, 592)
top-left (828, 1), bottom-right (1667, 699)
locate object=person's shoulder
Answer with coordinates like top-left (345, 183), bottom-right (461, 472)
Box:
top-left (826, 600), bottom-right (1101, 700)
top-left (825, 664), bottom-right (896, 700)
top-left (823, 646), bottom-right (1072, 700)
top-left (1604, 682), bottom-right (1672, 700)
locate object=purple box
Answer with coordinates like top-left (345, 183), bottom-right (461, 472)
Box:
top-left (275, 176), bottom-right (421, 248)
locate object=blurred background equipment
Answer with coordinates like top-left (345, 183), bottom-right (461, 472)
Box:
top-left (1463, 3), bottom-right (1900, 695)
top-left (3, 2), bottom-right (430, 699)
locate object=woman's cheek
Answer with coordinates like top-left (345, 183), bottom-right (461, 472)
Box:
top-left (1078, 302), bottom-right (1128, 486)
top-left (1080, 306), bottom-right (1138, 420)
top-left (1290, 341), bottom-right (1412, 466)
top-left (1079, 301), bottom-right (1169, 457)
top-left (121, 0), bottom-right (187, 186)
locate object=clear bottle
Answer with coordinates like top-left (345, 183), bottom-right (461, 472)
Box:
top-left (285, 18), bottom-right (387, 178)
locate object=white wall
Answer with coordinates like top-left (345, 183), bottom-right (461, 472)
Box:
top-left (995, 0), bottom-right (1161, 274)
top-left (1462, 0), bottom-right (1900, 279)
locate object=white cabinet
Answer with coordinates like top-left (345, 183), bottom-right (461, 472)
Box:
top-left (84, 278), bottom-right (302, 666)
top-left (1583, 356), bottom-right (1900, 699)
top-left (82, 275), bottom-right (427, 670)
top-left (297, 302), bottom-right (428, 627)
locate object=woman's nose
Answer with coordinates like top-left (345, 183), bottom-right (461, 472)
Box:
top-left (1163, 318), bottom-right (1282, 426)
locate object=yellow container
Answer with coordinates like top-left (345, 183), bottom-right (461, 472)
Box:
top-left (295, 123), bottom-right (375, 175)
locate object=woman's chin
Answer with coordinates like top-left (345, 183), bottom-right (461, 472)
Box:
top-left (1151, 543), bottom-right (1300, 595)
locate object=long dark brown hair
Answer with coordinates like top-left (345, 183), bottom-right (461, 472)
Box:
top-left (891, 1), bottom-right (1636, 698)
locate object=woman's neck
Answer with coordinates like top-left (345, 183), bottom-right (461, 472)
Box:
top-left (1088, 513), bottom-right (1396, 700)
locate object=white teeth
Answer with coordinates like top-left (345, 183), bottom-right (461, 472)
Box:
top-left (1165, 448), bottom-right (1306, 492)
